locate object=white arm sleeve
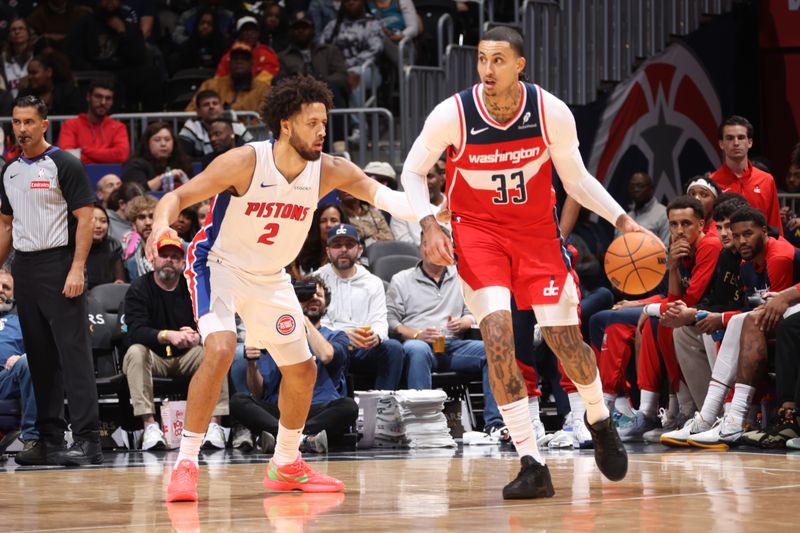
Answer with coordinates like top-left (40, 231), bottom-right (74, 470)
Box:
top-left (373, 186), bottom-right (418, 222)
top-left (541, 89), bottom-right (626, 226)
top-left (400, 97), bottom-right (462, 222)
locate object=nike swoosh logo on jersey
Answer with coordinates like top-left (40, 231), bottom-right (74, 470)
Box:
top-left (260, 183), bottom-right (277, 188)
top-left (470, 127), bottom-right (489, 135)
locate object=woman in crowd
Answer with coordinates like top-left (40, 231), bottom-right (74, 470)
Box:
top-left (260, 1), bottom-right (290, 53)
top-left (17, 53), bottom-right (82, 116)
top-left (173, 7), bottom-right (230, 72)
top-left (122, 121), bottom-right (194, 192)
top-left (172, 206), bottom-right (200, 242)
top-left (2, 17), bottom-right (36, 98)
top-left (87, 204), bottom-right (126, 289)
top-left (289, 203), bottom-right (350, 279)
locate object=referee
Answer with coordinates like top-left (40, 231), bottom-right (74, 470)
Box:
top-left (0, 96), bottom-right (102, 466)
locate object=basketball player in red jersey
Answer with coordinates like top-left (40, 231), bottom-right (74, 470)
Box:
top-left (401, 27), bottom-right (655, 499)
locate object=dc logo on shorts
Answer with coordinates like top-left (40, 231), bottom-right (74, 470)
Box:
top-left (276, 314), bottom-right (296, 335)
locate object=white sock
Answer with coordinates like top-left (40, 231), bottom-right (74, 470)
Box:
top-left (615, 396), bottom-right (635, 418)
top-left (575, 373), bottom-right (610, 425)
top-left (729, 384), bottom-right (755, 424)
top-left (700, 381), bottom-right (729, 423)
top-left (175, 429), bottom-right (204, 468)
top-left (639, 390), bottom-right (659, 419)
top-left (668, 394), bottom-right (679, 419)
top-left (603, 393), bottom-right (616, 413)
top-left (499, 397), bottom-right (543, 463)
top-left (528, 396), bottom-right (541, 423)
top-left (568, 392), bottom-right (586, 421)
top-left (676, 381), bottom-right (696, 417)
top-left (272, 422), bottom-right (303, 466)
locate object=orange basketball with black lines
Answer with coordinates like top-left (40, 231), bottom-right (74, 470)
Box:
top-left (604, 233), bottom-right (667, 296)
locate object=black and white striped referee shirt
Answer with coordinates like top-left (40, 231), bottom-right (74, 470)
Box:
top-left (0, 146), bottom-right (94, 252)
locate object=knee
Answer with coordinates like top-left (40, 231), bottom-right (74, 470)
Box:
top-left (404, 340), bottom-right (433, 366)
top-left (196, 347), bottom-right (235, 380)
top-left (13, 355), bottom-right (30, 375)
top-left (122, 344), bottom-right (150, 374)
top-left (382, 339), bottom-right (404, 361)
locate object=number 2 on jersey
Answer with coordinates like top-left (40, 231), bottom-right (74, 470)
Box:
top-left (258, 223), bottom-right (280, 245)
top-left (491, 171), bottom-right (527, 205)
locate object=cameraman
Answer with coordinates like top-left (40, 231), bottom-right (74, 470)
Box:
top-left (229, 276), bottom-right (358, 454)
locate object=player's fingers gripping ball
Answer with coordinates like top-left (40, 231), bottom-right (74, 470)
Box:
top-left (604, 233), bottom-right (667, 296)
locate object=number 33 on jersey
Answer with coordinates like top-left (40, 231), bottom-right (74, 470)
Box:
top-left (448, 83), bottom-right (555, 227)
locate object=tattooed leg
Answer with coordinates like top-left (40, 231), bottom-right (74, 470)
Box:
top-left (541, 325), bottom-right (598, 386)
top-left (479, 310), bottom-right (527, 404)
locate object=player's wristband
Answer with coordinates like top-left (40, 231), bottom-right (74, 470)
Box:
top-left (643, 304), bottom-right (662, 317)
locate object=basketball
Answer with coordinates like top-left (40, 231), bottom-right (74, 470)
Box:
top-left (604, 233), bottom-right (667, 295)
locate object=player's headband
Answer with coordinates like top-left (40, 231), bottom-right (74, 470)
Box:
top-left (686, 178), bottom-right (718, 197)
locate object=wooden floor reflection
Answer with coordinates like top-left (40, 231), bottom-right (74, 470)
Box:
top-left (2, 447), bottom-right (800, 532)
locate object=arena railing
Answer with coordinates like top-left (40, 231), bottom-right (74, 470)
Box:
top-left (779, 193), bottom-right (800, 219)
top-left (0, 111), bottom-right (263, 156)
top-left (328, 107), bottom-right (397, 169)
top-left (520, 0), bottom-right (734, 105)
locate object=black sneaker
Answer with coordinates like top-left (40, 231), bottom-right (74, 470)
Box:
top-left (502, 456), bottom-right (555, 500)
top-left (59, 439), bottom-right (103, 466)
top-left (14, 439), bottom-right (65, 466)
top-left (757, 408), bottom-right (800, 449)
top-left (584, 413), bottom-right (628, 482)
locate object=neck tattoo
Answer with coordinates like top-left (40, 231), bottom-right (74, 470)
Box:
top-left (485, 82), bottom-right (521, 124)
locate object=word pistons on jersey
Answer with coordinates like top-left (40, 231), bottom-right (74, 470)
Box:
top-left (244, 202), bottom-right (310, 222)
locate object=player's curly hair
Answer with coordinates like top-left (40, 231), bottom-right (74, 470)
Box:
top-left (261, 75), bottom-right (333, 139)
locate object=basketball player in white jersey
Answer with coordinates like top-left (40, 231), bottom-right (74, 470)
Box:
top-left (401, 27), bottom-right (655, 499)
top-left (147, 75), bottom-right (420, 502)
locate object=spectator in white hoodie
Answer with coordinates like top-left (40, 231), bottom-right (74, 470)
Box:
top-left (314, 224), bottom-right (404, 390)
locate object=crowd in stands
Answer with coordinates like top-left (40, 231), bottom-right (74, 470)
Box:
top-left (1, 1), bottom-right (799, 462)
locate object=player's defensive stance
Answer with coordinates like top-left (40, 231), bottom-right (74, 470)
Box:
top-left (147, 75), bottom-right (419, 502)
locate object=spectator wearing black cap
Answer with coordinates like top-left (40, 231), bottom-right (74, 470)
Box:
top-left (0, 96), bottom-right (102, 466)
top-left (277, 11), bottom-right (348, 111)
top-left (215, 15), bottom-right (279, 83)
top-left (186, 43), bottom-right (272, 114)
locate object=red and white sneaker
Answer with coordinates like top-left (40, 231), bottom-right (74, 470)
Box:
top-left (166, 459), bottom-right (199, 502)
top-left (263, 455), bottom-right (344, 492)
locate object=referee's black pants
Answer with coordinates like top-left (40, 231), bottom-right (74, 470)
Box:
top-left (12, 248), bottom-right (100, 443)
top-left (775, 311), bottom-right (800, 406)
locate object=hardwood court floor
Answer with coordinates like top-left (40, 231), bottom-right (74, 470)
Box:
top-left (2, 446), bottom-right (800, 532)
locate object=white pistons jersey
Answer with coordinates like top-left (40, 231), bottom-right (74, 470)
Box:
top-left (187, 140), bottom-right (321, 277)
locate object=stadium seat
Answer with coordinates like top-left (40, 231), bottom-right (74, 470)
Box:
top-left (364, 240), bottom-right (420, 266)
top-left (166, 68), bottom-right (214, 110)
top-left (370, 254), bottom-right (420, 283)
top-left (73, 71), bottom-right (114, 100)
